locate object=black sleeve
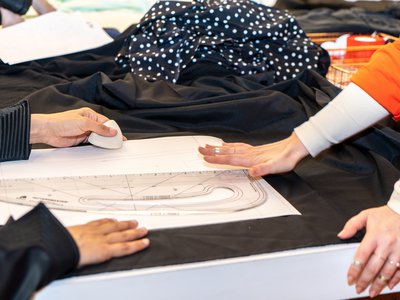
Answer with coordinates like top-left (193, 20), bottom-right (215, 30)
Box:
top-left (0, 100), bottom-right (31, 162)
top-left (0, 203), bottom-right (80, 300)
top-left (0, 0), bottom-right (32, 15)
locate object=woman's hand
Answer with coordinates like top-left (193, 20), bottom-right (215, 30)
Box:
top-left (67, 218), bottom-right (149, 267)
top-left (198, 132), bottom-right (309, 176)
top-left (338, 206), bottom-right (400, 297)
top-left (30, 108), bottom-right (118, 147)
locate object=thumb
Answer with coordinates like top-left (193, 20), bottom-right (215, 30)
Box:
top-left (337, 211), bottom-right (368, 239)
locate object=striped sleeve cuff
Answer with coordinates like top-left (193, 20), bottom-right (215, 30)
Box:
top-left (0, 100), bottom-right (31, 162)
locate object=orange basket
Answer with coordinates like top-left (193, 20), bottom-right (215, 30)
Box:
top-left (308, 32), bottom-right (399, 88)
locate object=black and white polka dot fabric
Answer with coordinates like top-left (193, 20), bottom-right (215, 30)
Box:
top-left (116, 0), bottom-right (321, 83)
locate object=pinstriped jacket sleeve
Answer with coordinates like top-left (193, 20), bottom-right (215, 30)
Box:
top-left (0, 204), bottom-right (80, 300)
top-left (0, 100), bottom-right (31, 162)
top-left (0, 102), bottom-right (80, 299)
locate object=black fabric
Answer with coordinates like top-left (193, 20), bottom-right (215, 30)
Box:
top-left (116, 0), bottom-right (324, 83)
top-left (275, 0), bottom-right (396, 11)
top-left (276, 0), bottom-right (351, 9)
top-left (0, 25), bottom-right (135, 110)
top-left (0, 0), bottom-right (32, 15)
top-left (6, 58), bottom-right (397, 277)
top-left (0, 203), bottom-right (79, 300)
top-left (0, 24), bottom-right (398, 279)
top-left (293, 6), bottom-right (400, 35)
top-left (0, 100), bottom-right (31, 162)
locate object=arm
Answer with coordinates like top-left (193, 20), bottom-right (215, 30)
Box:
top-left (199, 40), bottom-right (400, 296)
top-left (338, 182), bottom-right (400, 298)
top-left (351, 40), bottom-right (400, 121)
top-left (198, 82), bottom-right (390, 176)
top-left (200, 40), bottom-right (400, 174)
top-left (30, 107), bottom-right (118, 148)
top-left (0, 204), bottom-right (79, 300)
top-left (0, 101), bottom-right (118, 162)
top-left (0, 204), bottom-right (149, 299)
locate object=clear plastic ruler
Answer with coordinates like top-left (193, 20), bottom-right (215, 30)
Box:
top-left (0, 170), bottom-right (268, 215)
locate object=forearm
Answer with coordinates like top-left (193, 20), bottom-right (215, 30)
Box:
top-left (29, 113), bottom-right (49, 145)
top-left (0, 204), bottom-right (79, 300)
top-left (0, 100), bottom-right (32, 162)
top-left (293, 82), bottom-right (399, 213)
top-left (294, 82), bottom-right (389, 157)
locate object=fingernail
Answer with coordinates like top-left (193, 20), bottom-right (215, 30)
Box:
top-left (142, 238), bottom-right (150, 246)
top-left (337, 230), bottom-right (344, 237)
top-left (356, 286), bottom-right (363, 294)
top-left (348, 275), bottom-right (354, 285)
top-left (370, 290), bottom-right (376, 298)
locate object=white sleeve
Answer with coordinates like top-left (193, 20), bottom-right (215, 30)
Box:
top-left (388, 180), bottom-right (400, 215)
top-left (294, 82), bottom-right (389, 157)
top-left (294, 82), bottom-right (398, 211)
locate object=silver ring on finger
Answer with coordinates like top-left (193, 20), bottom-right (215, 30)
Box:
top-left (214, 147), bottom-right (222, 155)
top-left (388, 259), bottom-right (400, 269)
top-left (352, 259), bottom-right (362, 268)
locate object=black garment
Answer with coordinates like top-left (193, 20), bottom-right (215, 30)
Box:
top-left (0, 204), bottom-right (79, 300)
top-left (0, 27), bottom-right (398, 280)
top-left (0, 102), bottom-right (78, 299)
top-left (0, 0), bottom-right (31, 15)
top-left (16, 64), bottom-right (399, 275)
top-left (116, 0), bottom-right (323, 83)
top-left (275, 0), bottom-right (396, 11)
top-left (0, 100), bottom-right (31, 162)
top-left (293, 6), bottom-right (400, 35)
top-left (21, 68), bottom-right (393, 278)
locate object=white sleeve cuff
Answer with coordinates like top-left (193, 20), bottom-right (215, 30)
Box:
top-left (388, 180), bottom-right (400, 215)
top-left (294, 82), bottom-right (390, 157)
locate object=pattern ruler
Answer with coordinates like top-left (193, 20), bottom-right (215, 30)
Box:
top-left (0, 170), bottom-right (267, 215)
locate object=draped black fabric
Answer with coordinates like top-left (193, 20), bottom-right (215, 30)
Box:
top-left (293, 6), bottom-right (400, 35)
top-left (116, 0), bottom-right (324, 83)
top-left (0, 25), bottom-right (134, 110)
top-left (0, 20), bottom-right (398, 279)
top-left (10, 59), bottom-right (399, 276)
top-left (0, 204), bottom-right (79, 300)
top-left (275, 0), bottom-right (398, 11)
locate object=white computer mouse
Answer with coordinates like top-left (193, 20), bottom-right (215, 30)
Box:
top-left (88, 119), bottom-right (123, 149)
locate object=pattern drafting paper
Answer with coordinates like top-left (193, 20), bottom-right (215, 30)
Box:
top-left (0, 136), bottom-right (300, 229)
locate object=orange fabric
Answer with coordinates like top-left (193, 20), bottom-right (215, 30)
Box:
top-left (351, 40), bottom-right (400, 121)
